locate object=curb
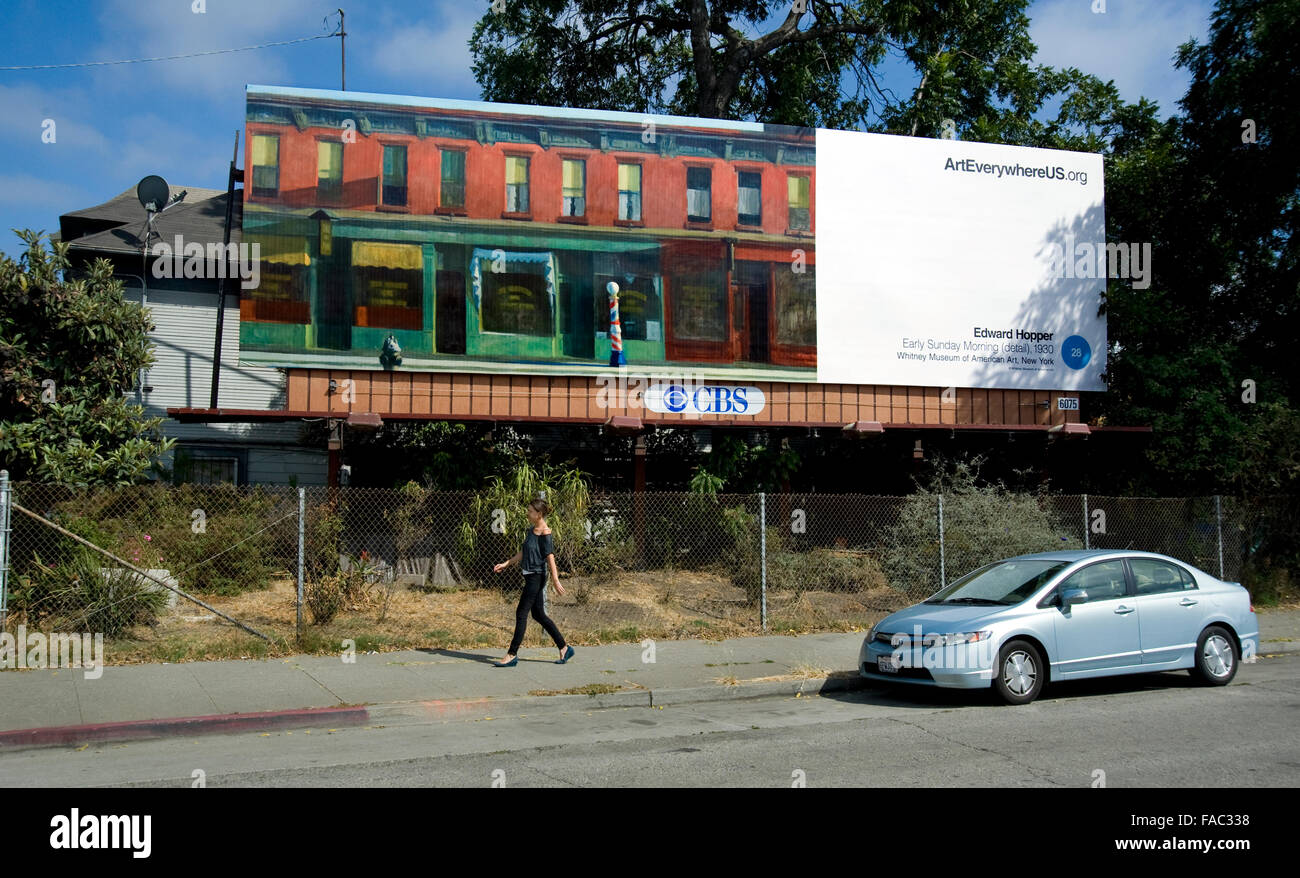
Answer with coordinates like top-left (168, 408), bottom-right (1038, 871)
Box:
top-left (0, 674), bottom-right (868, 752)
top-left (0, 705), bottom-right (370, 753)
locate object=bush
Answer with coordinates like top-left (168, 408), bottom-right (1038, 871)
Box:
top-left (305, 574), bottom-right (344, 626)
top-left (9, 547), bottom-right (168, 637)
top-left (882, 455), bottom-right (1083, 599)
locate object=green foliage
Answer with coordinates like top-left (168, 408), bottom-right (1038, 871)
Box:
top-left (0, 231), bottom-right (174, 484)
top-left (692, 434), bottom-right (800, 493)
top-left (456, 458), bottom-right (593, 582)
top-left (470, 0), bottom-right (1115, 142)
top-left (883, 455), bottom-right (1083, 598)
top-left (9, 547), bottom-right (168, 637)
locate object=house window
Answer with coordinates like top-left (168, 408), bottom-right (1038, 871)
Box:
top-left (787, 174), bottom-right (810, 231)
top-left (440, 149), bottom-right (466, 208)
top-left (561, 159), bottom-right (585, 217)
top-left (774, 264), bottom-right (816, 347)
top-left (317, 141), bottom-right (343, 200)
top-left (686, 167), bottom-right (711, 223)
top-left (505, 155), bottom-right (530, 213)
top-left (251, 134), bottom-right (279, 198)
top-left (618, 163), bottom-right (642, 221)
top-left (737, 170), bottom-right (762, 226)
top-left (381, 145), bottom-right (407, 207)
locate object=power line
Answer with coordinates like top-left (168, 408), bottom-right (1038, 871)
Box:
top-left (0, 31), bottom-right (339, 71)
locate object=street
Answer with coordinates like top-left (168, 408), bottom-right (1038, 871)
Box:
top-left (4, 655), bottom-right (1295, 788)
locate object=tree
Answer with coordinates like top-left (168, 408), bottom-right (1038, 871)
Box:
top-left (0, 231), bottom-right (173, 484)
top-left (1097, 0), bottom-right (1300, 495)
top-left (471, 0), bottom-right (1120, 138)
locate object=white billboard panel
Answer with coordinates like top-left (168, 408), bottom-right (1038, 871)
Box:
top-left (815, 129), bottom-right (1107, 390)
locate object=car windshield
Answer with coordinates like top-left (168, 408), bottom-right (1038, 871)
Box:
top-left (924, 560), bottom-right (1069, 605)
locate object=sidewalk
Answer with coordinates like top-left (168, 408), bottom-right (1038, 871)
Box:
top-left (1, 609), bottom-right (1296, 752)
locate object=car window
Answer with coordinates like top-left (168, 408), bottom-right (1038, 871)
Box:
top-left (1059, 560), bottom-right (1128, 602)
top-left (1130, 558), bottom-right (1197, 595)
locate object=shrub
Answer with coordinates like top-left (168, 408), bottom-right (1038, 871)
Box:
top-left (9, 547), bottom-right (167, 637)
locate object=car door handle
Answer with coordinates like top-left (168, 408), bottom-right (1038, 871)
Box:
top-left (1179, 597), bottom-right (1198, 606)
top-left (1114, 605), bottom-right (1135, 615)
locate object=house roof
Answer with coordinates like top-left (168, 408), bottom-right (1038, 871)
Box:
top-left (58, 185), bottom-right (239, 256)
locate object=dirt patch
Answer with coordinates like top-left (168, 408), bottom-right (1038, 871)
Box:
top-left (96, 569), bottom-right (913, 664)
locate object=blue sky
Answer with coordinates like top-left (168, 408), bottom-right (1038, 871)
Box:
top-left (0, 0), bottom-right (1213, 258)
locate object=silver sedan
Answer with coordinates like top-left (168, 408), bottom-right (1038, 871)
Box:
top-left (859, 550), bottom-right (1259, 704)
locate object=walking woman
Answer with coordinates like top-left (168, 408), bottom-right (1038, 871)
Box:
top-left (492, 497), bottom-right (575, 667)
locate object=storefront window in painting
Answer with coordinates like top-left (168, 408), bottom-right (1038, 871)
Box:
top-left (245, 234), bottom-right (309, 323)
top-left (593, 252), bottom-right (660, 341)
top-left (352, 241), bottom-right (422, 330)
top-left (775, 265), bottom-right (816, 347)
top-left (671, 267), bottom-right (728, 341)
top-left (483, 271), bottom-right (551, 336)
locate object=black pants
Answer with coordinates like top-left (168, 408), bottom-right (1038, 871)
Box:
top-left (509, 571), bottom-right (565, 655)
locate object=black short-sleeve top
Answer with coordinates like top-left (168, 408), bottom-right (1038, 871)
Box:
top-left (521, 529), bottom-right (554, 574)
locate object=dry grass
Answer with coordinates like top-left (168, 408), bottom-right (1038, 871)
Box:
top-left (93, 569), bottom-right (911, 665)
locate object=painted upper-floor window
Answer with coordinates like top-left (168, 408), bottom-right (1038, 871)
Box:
top-left (506, 155), bottom-right (530, 213)
top-left (251, 134), bottom-right (279, 198)
top-left (687, 167), bottom-right (712, 223)
top-left (381, 145), bottom-right (408, 207)
top-left (562, 159), bottom-right (585, 217)
top-left (618, 163), bottom-right (642, 222)
top-left (317, 141), bottom-right (343, 200)
top-left (787, 174), bottom-right (810, 232)
top-left (441, 149), bottom-right (466, 209)
top-left (737, 171), bottom-right (762, 226)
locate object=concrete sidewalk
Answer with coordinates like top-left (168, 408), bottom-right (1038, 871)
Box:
top-left (1, 608), bottom-right (1296, 752)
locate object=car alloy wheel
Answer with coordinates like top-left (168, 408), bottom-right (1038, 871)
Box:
top-left (1203, 634), bottom-right (1233, 678)
top-left (1003, 650), bottom-right (1036, 695)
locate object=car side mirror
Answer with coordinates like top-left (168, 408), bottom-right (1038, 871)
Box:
top-left (1062, 587), bottom-right (1088, 609)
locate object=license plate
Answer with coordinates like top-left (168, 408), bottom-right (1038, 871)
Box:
top-left (877, 656), bottom-right (900, 673)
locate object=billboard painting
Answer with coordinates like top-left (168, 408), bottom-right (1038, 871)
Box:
top-left (240, 85), bottom-right (1105, 391)
top-left (240, 86), bottom-right (817, 383)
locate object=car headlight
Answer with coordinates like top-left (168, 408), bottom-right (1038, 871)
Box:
top-left (931, 630), bottom-right (994, 647)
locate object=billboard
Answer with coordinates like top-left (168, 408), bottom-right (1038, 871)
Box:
top-left (239, 85), bottom-right (1104, 391)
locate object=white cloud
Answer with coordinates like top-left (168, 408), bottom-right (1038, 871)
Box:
top-left (89, 0), bottom-right (332, 100)
top-left (366, 3), bottom-right (481, 97)
top-left (1030, 0), bottom-right (1212, 115)
top-left (0, 84), bottom-right (110, 153)
top-left (0, 174), bottom-right (92, 209)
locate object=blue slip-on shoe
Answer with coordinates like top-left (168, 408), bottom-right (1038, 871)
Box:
top-left (556, 646), bottom-right (575, 664)
top-left (493, 657), bottom-right (518, 668)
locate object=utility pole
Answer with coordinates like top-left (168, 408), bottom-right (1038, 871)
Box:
top-left (338, 9), bottom-right (346, 90)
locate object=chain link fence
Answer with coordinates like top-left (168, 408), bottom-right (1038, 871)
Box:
top-left (0, 473), bottom-right (1294, 665)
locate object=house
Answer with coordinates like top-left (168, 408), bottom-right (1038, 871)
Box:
top-left (57, 184), bottom-right (328, 485)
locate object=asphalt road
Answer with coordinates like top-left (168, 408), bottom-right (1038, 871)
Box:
top-left (3, 655), bottom-right (1296, 788)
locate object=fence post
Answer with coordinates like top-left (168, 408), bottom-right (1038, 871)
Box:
top-left (759, 492), bottom-right (767, 632)
top-left (937, 493), bottom-right (946, 589)
top-left (0, 470), bottom-right (10, 631)
top-left (297, 487), bottom-right (305, 640)
top-left (1082, 494), bottom-right (1090, 550)
top-left (1215, 494), bottom-right (1224, 579)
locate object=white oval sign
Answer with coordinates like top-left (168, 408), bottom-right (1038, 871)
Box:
top-left (643, 384), bottom-right (766, 416)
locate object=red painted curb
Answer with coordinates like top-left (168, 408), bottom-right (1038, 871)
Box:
top-left (0, 705), bottom-right (371, 751)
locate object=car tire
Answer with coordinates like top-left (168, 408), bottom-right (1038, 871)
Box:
top-left (993, 640), bottom-right (1045, 705)
top-left (1189, 625), bottom-right (1238, 686)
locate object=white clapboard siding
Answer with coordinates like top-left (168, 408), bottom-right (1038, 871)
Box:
top-left (122, 285), bottom-right (299, 443)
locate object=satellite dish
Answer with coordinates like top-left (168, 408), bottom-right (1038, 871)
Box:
top-left (137, 175), bottom-right (170, 213)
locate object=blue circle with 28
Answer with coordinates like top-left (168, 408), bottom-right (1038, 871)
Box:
top-left (1062, 335), bottom-right (1091, 370)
